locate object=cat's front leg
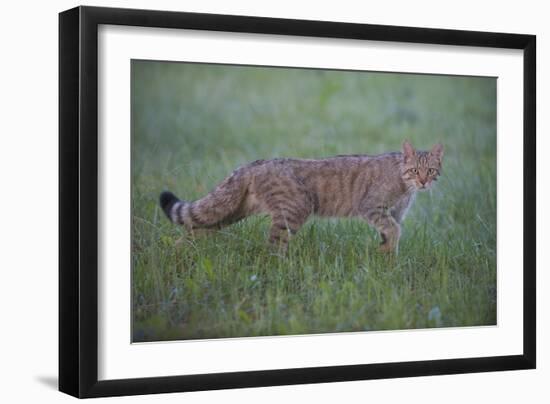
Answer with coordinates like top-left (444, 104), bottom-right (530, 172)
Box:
top-left (390, 193), bottom-right (415, 224)
top-left (363, 207), bottom-right (401, 254)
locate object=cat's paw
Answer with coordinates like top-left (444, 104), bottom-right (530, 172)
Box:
top-left (378, 243), bottom-right (397, 254)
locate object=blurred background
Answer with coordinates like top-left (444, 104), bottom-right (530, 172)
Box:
top-left (131, 60), bottom-right (496, 342)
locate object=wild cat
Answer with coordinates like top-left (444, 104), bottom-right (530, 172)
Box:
top-left (160, 141), bottom-right (443, 253)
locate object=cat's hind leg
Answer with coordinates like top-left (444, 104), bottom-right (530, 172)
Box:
top-left (265, 193), bottom-right (313, 252)
top-left (268, 210), bottom-right (309, 253)
top-left (252, 173), bottom-right (315, 252)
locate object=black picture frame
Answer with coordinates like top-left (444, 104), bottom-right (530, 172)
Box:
top-left (59, 5), bottom-right (536, 398)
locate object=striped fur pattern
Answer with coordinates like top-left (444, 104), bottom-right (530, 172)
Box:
top-left (160, 140), bottom-right (443, 253)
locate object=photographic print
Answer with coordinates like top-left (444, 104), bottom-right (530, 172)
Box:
top-left (59, 7), bottom-right (535, 396)
top-left (131, 60), bottom-right (497, 342)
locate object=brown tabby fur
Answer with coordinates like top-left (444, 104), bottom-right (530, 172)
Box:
top-left (160, 141), bottom-right (443, 253)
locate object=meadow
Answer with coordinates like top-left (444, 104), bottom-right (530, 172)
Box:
top-left (131, 60), bottom-right (497, 342)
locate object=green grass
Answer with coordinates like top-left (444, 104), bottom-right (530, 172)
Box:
top-left (131, 60), bottom-right (497, 342)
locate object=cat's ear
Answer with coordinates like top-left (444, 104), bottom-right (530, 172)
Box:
top-left (402, 140), bottom-right (415, 162)
top-left (430, 143), bottom-right (444, 162)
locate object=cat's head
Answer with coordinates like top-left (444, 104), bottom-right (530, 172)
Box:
top-left (401, 140), bottom-right (444, 191)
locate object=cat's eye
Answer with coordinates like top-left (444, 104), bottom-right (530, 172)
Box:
top-left (410, 168), bottom-right (418, 174)
top-left (428, 168), bottom-right (437, 176)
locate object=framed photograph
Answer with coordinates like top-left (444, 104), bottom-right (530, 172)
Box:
top-left (59, 6), bottom-right (536, 398)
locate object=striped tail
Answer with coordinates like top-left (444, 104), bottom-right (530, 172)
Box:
top-left (159, 191), bottom-right (183, 223)
top-left (160, 170), bottom-right (248, 230)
